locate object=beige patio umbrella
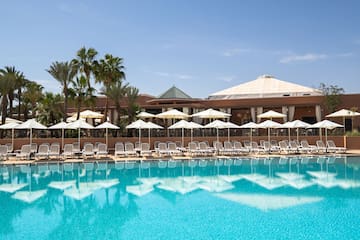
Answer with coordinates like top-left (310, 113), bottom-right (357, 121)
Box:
top-left (257, 120), bottom-right (283, 142)
top-left (137, 111), bottom-right (155, 118)
top-left (307, 120), bottom-right (343, 142)
top-left (95, 122), bottom-right (120, 147)
top-left (49, 121), bottom-right (68, 149)
top-left (169, 120), bottom-right (203, 146)
top-left (145, 121), bottom-right (163, 145)
top-left (126, 119), bottom-right (149, 144)
top-left (257, 110), bottom-right (286, 120)
top-left (15, 119), bottom-right (47, 145)
top-left (156, 109), bottom-right (189, 136)
top-left (0, 117), bottom-right (22, 124)
top-left (156, 109), bottom-right (190, 119)
top-left (65, 119), bottom-right (94, 147)
top-left (0, 122), bottom-right (20, 149)
top-left (282, 120), bottom-right (310, 142)
top-left (239, 122), bottom-right (259, 142)
top-left (192, 108), bottom-right (231, 119)
top-left (203, 120), bottom-right (239, 143)
top-left (326, 109), bottom-right (360, 131)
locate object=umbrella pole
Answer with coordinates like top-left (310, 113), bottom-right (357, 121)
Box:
top-left (61, 128), bottom-right (64, 150)
top-left (139, 128), bottom-right (141, 144)
top-left (228, 127), bottom-right (230, 142)
top-left (296, 128), bottom-right (299, 142)
top-left (288, 128), bottom-right (291, 142)
top-left (106, 128), bottom-right (108, 148)
top-left (191, 129), bottom-right (193, 143)
top-left (319, 128), bottom-right (322, 141)
top-left (30, 128), bottom-right (32, 145)
top-left (217, 128), bottom-right (219, 143)
top-left (268, 128), bottom-right (270, 142)
top-left (78, 128), bottom-right (81, 148)
top-left (12, 128), bottom-right (14, 150)
top-left (148, 128), bottom-right (150, 145)
top-left (250, 128), bottom-right (252, 143)
top-left (182, 128), bottom-right (184, 147)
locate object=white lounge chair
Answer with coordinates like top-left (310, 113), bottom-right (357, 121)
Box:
top-left (300, 140), bottom-right (318, 154)
top-left (140, 143), bottom-right (152, 157)
top-left (316, 140), bottom-right (327, 153)
top-left (124, 142), bottom-right (137, 157)
top-left (16, 144), bottom-right (32, 160)
top-left (0, 145), bottom-right (8, 160)
top-left (49, 144), bottom-right (60, 159)
top-left (114, 142), bottom-right (126, 158)
top-left (96, 143), bottom-right (108, 158)
top-left (326, 140), bottom-right (346, 153)
top-left (167, 142), bottom-right (182, 156)
top-left (82, 143), bottom-right (95, 158)
top-left (158, 142), bottom-right (170, 156)
top-left (36, 144), bottom-right (49, 160)
top-left (63, 144), bottom-right (74, 159)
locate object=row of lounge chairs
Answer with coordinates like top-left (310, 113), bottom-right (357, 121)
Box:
top-left (0, 142), bottom-right (109, 161)
top-left (0, 139), bottom-right (346, 162)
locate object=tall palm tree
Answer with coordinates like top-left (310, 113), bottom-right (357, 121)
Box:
top-left (71, 76), bottom-right (96, 120)
top-left (94, 54), bottom-right (126, 122)
top-left (71, 47), bottom-right (98, 89)
top-left (22, 81), bottom-right (44, 119)
top-left (125, 86), bottom-right (139, 123)
top-left (36, 92), bottom-right (63, 125)
top-left (0, 67), bottom-right (17, 123)
top-left (14, 71), bottom-right (26, 119)
top-left (47, 61), bottom-right (76, 121)
top-left (104, 81), bottom-right (128, 125)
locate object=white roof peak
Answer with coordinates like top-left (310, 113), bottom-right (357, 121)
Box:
top-left (209, 75), bottom-right (322, 99)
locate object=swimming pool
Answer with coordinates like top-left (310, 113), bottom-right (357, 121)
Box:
top-left (1, 156), bottom-right (359, 240)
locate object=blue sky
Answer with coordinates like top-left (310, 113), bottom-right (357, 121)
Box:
top-left (1, 0), bottom-right (359, 98)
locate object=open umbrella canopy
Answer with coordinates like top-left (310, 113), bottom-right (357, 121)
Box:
top-left (204, 120), bottom-right (231, 129)
top-left (326, 109), bottom-right (360, 118)
top-left (168, 120), bottom-right (202, 129)
top-left (308, 120), bottom-right (343, 130)
top-left (145, 121), bottom-right (163, 129)
top-left (126, 119), bottom-right (148, 129)
top-left (95, 121), bottom-right (119, 130)
top-left (72, 110), bottom-right (104, 119)
top-left (137, 111), bottom-right (155, 118)
top-left (66, 119), bottom-right (94, 129)
top-left (239, 122), bottom-right (259, 129)
top-left (0, 122), bottom-right (20, 129)
top-left (282, 120), bottom-right (310, 129)
top-left (192, 108), bottom-right (231, 119)
top-left (257, 110), bottom-right (286, 120)
top-left (0, 117), bottom-right (22, 124)
top-left (156, 109), bottom-right (189, 119)
top-left (257, 120), bottom-right (283, 128)
top-left (15, 119), bottom-right (47, 130)
top-left (48, 121), bottom-right (68, 129)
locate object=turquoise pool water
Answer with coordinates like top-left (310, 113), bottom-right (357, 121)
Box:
top-left (1, 156), bottom-right (360, 240)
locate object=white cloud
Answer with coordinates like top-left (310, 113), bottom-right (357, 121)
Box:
top-left (175, 74), bottom-right (193, 80)
top-left (222, 48), bottom-right (252, 57)
top-left (280, 53), bottom-right (327, 64)
top-left (217, 75), bottom-right (236, 83)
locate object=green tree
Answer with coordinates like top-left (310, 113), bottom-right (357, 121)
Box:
top-left (94, 54), bottom-right (126, 122)
top-left (22, 81), bottom-right (44, 119)
top-left (36, 92), bottom-right (64, 125)
top-left (71, 47), bottom-right (98, 89)
top-left (125, 86), bottom-right (139, 123)
top-left (319, 83), bottom-right (345, 112)
top-left (71, 76), bottom-right (96, 120)
top-left (0, 67), bottom-right (16, 123)
top-left (47, 61), bottom-right (76, 121)
top-left (104, 80), bottom-right (128, 125)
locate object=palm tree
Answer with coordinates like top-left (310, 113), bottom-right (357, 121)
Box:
top-left (104, 81), bottom-right (128, 125)
top-left (94, 54), bottom-right (126, 122)
top-left (36, 92), bottom-right (63, 125)
top-left (0, 67), bottom-right (17, 123)
top-left (125, 86), bottom-right (139, 123)
top-left (47, 61), bottom-right (76, 121)
top-left (71, 76), bottom-right (96, 120)
top-left (22, 81), bottom-right (44, 119)
top-left (71, 47), bottom-right (98, 89)
top-left (14, 71), bottom-right (26, 119)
